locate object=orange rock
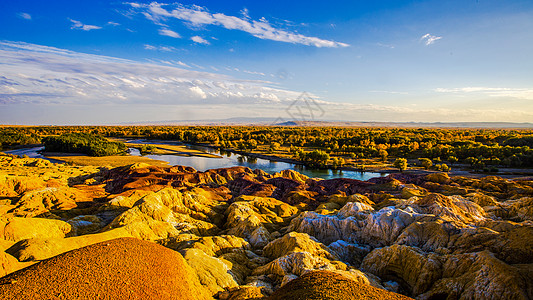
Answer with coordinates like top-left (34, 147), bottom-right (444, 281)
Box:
top-left (0, 238), bottom-right (213, 299)
top-left (267, 270), bottom-right (413, 300)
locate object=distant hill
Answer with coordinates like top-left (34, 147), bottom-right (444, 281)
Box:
top-left (122, 118), bottom-right (533, 129)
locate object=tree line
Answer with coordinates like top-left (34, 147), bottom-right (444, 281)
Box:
top-left (42, 133), bottom-right (126, 157)
top-left (1, 126), bottom-right (532, 167)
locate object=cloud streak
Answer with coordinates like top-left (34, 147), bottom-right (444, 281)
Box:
top-left (128, 2), bottom-right (349, 48)
top-left (158, 28), bottom-right (181, 38)
top-left (2, 41), bottom-right (530, 123)
top-left (18, 13), bottom-right (32, 20)
top-left (435, 86), bottom-right (533, 100)
top-left (70, 19), bottom-right (102, 31)
top-left (191, 36), bottom-right (210, 45)
top-left (420, 33), bottom-right (442, 45)
top-left (0, 41), bottom-right (304, 107)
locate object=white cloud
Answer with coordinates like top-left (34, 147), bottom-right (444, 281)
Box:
top-left (172, 60), bottom-right (191, 68)
top-left (376, 43), bottom-right (395, 49)
top-left (435, 86), bottom-right (533, 100)
top-left (420, 33), bottom-right (442, 45)
top-left (369, 90), bottom-right (408, 95)
top-left (4, 41), bottom-right (530, 123)
top-left (143, 44), bottom-right (178, 52)
top-left (189, 86), bottom-right (207, 99)
top-left (143, 44), bottom-right (156, 50)
top-left (128, 2), bottom-right (349, 48)
top-left (0, 41), bottom-right (304, 107)
top-left (18, 13), bottom-right (32, 20)
top-left (191, 36), bottom-right (210, 45)
top-left (107, 21), bottom-right (120, 26)
top-left (70, 19), bottom-right (102, 31)
top-left (190, 63), bottom-right (205, 70)
top-left (243, 70), bottom-right (266, 76)
top-left (240, 8), bottom-right (250, 20)
top-left (158, 28), bottom-right (181, 38)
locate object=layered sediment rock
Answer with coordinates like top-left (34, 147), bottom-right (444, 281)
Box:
top-left (1, 154), bottom-right (532, 299)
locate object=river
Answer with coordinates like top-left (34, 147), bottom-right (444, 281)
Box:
top-left (127, 141), bottom-right (386, 181)
top-left (4, 144), bottom-right (386, 181)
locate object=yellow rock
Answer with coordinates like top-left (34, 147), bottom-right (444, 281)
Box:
top-left (225, 196), bottom-right (297, 247)
top-left (263, 232), bottom-right (338, 261)
top-left (218, 286), bottom-right (266, 300)
top-left (181, 248), bottom-right (239, 295)
top-left (7, 227), bottom-right (132, 262)
top-left (0, 217), bottom-right (72, 242)
top-left (188, 235), bottom-right (251, 257)
top-left (252, 251), bottom-right (341, 277)
top-left (0, 251), bottom-right (35, 278)
top-left (424, 172), bottom-right (451, 184)
top-left (400, 184), bottom-right (428, 199)
top-left (13, 187), bottom-right (87, 217)
top-left (273, 170), bottom-right (308, 184)
top-left (315, 202), bottom-right (341, 215)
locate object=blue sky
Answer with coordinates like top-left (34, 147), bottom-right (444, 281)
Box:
top-left (1, 0), bottom-right (533, 124)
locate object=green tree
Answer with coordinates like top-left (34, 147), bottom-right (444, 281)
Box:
top-left (393, 158), bottom-right (408, 172)
top-left (302, 150), bottom-right (330, 167)
top-left (378, 149), bottom-right (388, 162)
top-left (448, 156), bottom-right (458, 165)
top-left (419, 158), bottom-right (433, 170)
top-left (269, 142), bottom-right (281, 152)
top-left (465, 157), bottom-right (476, 167)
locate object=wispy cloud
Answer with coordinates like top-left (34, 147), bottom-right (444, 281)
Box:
top-left (420, 33), bottom-right (442, 45)
top-left (158, 28), bottom-right (181, 38)
top-left (107, 21), bottom-right (120, 26)
top-left (243, 70), bottom-right (266, 76)
top-left (173, 60), bottom-right (191, 68)
top-left (128, 2), bottom-right (349, 48)
top-left (376, 43), bottom-right (395, 49)
top-left (70, 19), bottom-right (102, 31)
top-left (18, 13), bottom-right (32, 20)
top-left (1, 41), bottom-right (532, 123)
top-left (143, 44), bottom-right (178, 52)
top-left (240, 8), bottom-right (250, 20)
top-left (191, 36), bottom-right (210, 45)
top-left (0, 41), bottom-right (304, 107)
top-left (369, 90), bottom-right (408, 95)
top-left (435, 87), bottom-right (533, 100)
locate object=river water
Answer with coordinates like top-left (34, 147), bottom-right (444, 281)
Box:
top-left (128, 142), bottom-right (386, 181)
top-left (4, 144), bottom-right (386, 181)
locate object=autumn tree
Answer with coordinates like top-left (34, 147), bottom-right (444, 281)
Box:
top-left (378, 149), bottom-right (388, 162)
top-left (393, 158), bottom-right (408, 172)
top-left (419, 158), bottom-right (432, 170)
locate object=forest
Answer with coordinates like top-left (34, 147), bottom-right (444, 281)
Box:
top-left (1, 125), bottom-right (532, 169)
top-left (41, 133), bottom-right (127, 157)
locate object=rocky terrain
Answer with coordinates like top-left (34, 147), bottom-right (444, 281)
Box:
top-left (0, 152), bottom-right (532, 299)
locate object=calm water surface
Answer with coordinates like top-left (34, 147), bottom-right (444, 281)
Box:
top-left (4, 143), bottom-right (386, 181)
top-left (128, 141), bottom-right (386, 181)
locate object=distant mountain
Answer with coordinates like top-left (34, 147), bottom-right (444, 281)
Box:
top-left (121, 118), bottom-right (533, 129)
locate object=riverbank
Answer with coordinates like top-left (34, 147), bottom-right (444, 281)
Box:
top-left (124, 142), bottom-right (220, 158)
top-left (183, 142), bottom-right (533, 179)
top-left (43, 152), bottom-right (170, 167)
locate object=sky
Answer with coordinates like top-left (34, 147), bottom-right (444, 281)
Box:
top-left (1, 0), bottom-right (533, 125)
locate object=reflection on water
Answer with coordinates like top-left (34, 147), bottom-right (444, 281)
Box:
top-left (3, 146), bottom-right (65, 164)
top-left (4, 144), bottom-right (386, 181)
top-left (4, 146), bottom-right (46, 158)
top-left (129, 143), bottom-right (386, 181)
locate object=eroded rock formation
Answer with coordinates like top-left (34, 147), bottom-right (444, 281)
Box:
top-left (0, 153), bottom-right (532, 299)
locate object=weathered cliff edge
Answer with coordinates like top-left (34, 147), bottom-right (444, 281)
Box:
top-left (0, 153), bottom-right (532, 299)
